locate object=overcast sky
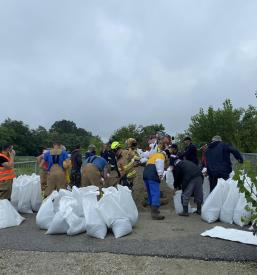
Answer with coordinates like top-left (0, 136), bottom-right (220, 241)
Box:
top-left (0, 1), bottom-right (257, 141)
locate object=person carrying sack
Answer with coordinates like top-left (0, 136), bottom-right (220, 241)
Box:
top-left (81, 155), bottom-right (108, 188)
top-left (0, 144), bottom-right (16, 200)
top-left (40, 141), bottom-right (69, 197)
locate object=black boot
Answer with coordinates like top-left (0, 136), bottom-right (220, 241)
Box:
top-left (196, 203), bottom-right (202, 215)
top-left (151, 206), bottom-right (165, 220)
top-left (179, 205), bottom-right (189, 217)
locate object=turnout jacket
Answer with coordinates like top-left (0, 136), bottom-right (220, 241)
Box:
top-left (173, 160), bottom-right (202, 191)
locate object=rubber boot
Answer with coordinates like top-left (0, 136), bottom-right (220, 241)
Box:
top-left (196, 203), bottom-right (202, 215)
top-left (179, 205), bottom-right (189, 217)
top-left (151, 206), bottom-right (165, 220)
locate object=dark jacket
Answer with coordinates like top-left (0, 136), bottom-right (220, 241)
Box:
top-left (173, 160), bottom-right (202, 191)
top-left (206, 141), bottom-right (243, 179)
top-left (182, 143), bottom-right (199, 165)
top-left (71, 149), bottom-right (82, 171)
top-left (85, 151), bottom-right (96, 160)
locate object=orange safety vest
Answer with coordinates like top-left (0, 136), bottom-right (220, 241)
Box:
top-left (0, 153), bottom-right (16, 181)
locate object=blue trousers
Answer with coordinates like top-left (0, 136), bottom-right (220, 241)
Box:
top-left (144, 180), bottom-right (160, 207)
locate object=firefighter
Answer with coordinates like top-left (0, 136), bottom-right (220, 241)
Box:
top-left (0, 144), bottom-right (16, 200)
top-left (111, 141), bottom-right (137, 190)
top-left (81, 155), bottom-right (108, 188)
top-left (40, 141), bottom-right (69, 197)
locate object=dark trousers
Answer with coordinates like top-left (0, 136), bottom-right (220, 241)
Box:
top-left (209, 175), bottom-right (229, 192)
top-left (209, 175), bottom-right (218, 192)
top-left (70, 169), bottom-right (81, 187)
top-left (181, 176), bottom-right (203, 207)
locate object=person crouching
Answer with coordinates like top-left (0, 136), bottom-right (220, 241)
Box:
top-left (143, 151), bottom-right (167, 220)
top-left (170, 157), bottom-right (203, 216)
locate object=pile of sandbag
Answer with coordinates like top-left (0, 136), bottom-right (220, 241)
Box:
top-left (0, 199), bottom-right (25, 229)
top-left (201, 178), bottom-right (252, 226)
top-left (11, 174), bottom-right (42, 213)
top-left (36, 185), bottom-right (138, 239)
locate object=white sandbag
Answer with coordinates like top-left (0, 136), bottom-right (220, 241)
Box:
top-left (112, 218), bottom-right (132, 238)
top-left (201, 179), bottom-right (230, 223)
top-left (173, 190), bottom-right (196, 214)
top-left (220, 180), bottom-right (240, 224)
top-left (117, 185), bottom-right (138, 226)
top-left (203, 176), bottom-right (210, 203)
top-left (165, 168), bottom-right (174, 189)
top-left (0, 199), bottom-right (25, 229)
top-left (83, 193), bottom-right (107, 239)
top-left (17, 177), bottom-right (33, 213)
top-left (46, 211), bottom-right (69, 235)
top-left (52, 189), bottom-right (73, 213)
top-left (233, 193), bottom-right (251, 227)
top-left (36, 191), bottom-right (59, 230)
top-left (98, 192), bottom-right (127, 228)
top-left (63, 208), bottom-right (87, 236)
top-left (10, 178), bottom-right (19, 210)
top-left (201, 226), bottom-right (257, 246)
top-left (30, 175), bottom-right (42, 212)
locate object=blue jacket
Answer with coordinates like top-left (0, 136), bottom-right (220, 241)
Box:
top-left (206, 141), bottom-right (243, 178)
top-left (85, 156), bottom-right (107, 172)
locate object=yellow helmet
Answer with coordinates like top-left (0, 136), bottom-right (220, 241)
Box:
top-left (111, 141), bottom-right (121, 150)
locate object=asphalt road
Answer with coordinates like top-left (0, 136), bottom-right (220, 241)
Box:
top-left (0, 209), bottom-right (256, 262)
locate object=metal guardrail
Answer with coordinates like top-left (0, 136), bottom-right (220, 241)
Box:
top-left (13, 153), bottom-right (257, 176)
top-left (14, 161), bottom-right (39, 176)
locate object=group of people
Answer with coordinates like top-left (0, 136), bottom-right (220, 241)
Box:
top-left (0, 133), bottom-right (244, 223)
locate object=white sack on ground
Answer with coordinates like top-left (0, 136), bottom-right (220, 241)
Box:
top-left (36, 191), bottom-right (59, 230)
top-left (201, 226), bottom-right (257, 246)
top-left (0, 199), bottom-right (25, 229)
top-left (117, 185), bottom-right (138, 226)
top-left (173, 190), bottom-right (196, 214)
top-left (112, 218), bottom-right (132, 239)
top-left (203, 177), bottom-right (210, 203)
top-left (201, 179), bottom-right (230, 223)
top-left (233, 193), bottom-right (251, 227)
top-left (98, 191), bottom-right (127, 228)
top-left (220, 180), bottom-right (240, 224)
top-left (83, 193), bottom-right (107, 239)
top-left (11, 174), bottom-right (42, 213)
top-left (30, 174), bottom-right (42, 212)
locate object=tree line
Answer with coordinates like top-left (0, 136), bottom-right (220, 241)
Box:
top-left (0, 119), bottom-right (102, 156)
top-left (1, 98), bottom-right (256, 156)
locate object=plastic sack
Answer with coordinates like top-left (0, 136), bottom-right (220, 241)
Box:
top-left (98, 191), bottom-right (127, 228)
top-left (220, 180), bottom-right (240, 224)
top-left (173, 190), bottom-right (196, 214)
top-left (82, 193), bottom-right (107, 239)
top-left (165, 168), bottom-right (174, 189)
top-left (10, 178), bottom-right (19, 210)
top-left (17, 177), bottom-right (33, 213)
top-left (233, 193), bottom-right (251, 227)
top-left (0, 199), bottom-right (25, 229)
top-left (117, 185), bottom-right (138, 226)
top-left (30, 175), bottom-right (42, 212)
top-left (36, 191), bottom-right (59, 230)
top-left (63, 208), bottom-right (86, 236)
top-left (201, 179), bottom-right (230, 223)
top-left (112, 218), bottom-right (132, 238)
top-left (46, 211), bottom-right (69, 235)
top-left (203, 177), bottom-right (210, 203)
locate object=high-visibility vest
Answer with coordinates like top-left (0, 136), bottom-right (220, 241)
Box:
top-left (0, 153), bottom-right (16, 181)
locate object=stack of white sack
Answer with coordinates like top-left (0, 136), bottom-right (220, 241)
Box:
top-left (0, 199), bottom-right (25, 229)
top-left (36, 185), bottom-right (138, 239)
top-left (11, 174), bottom-right (42, 213)
top-left (201, 178), bottom-right (252, 226)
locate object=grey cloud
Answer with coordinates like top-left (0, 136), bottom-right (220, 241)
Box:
top-left (0, 0), bottom-right (257, 140)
